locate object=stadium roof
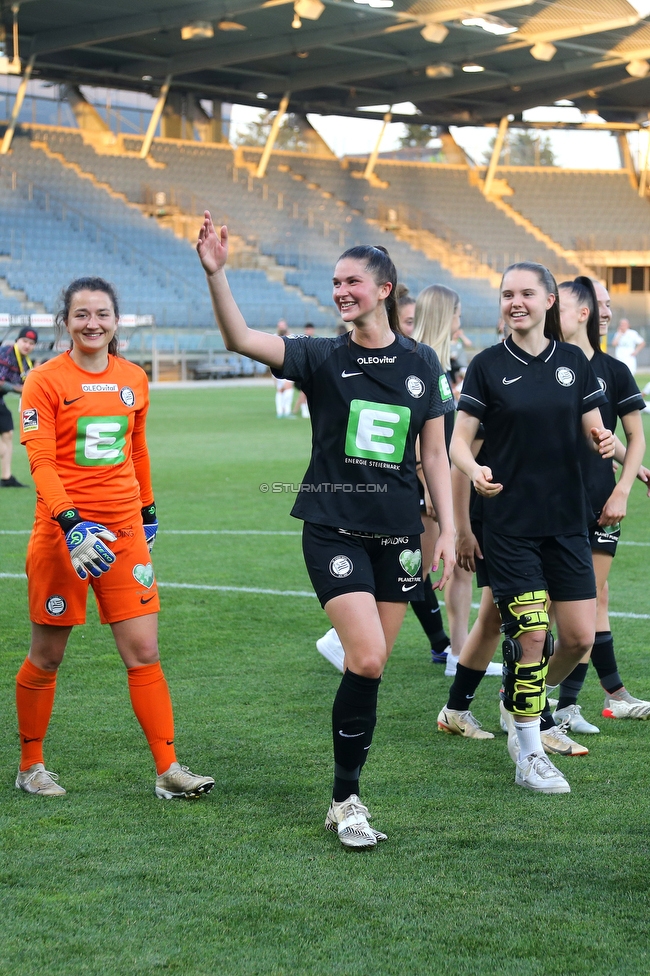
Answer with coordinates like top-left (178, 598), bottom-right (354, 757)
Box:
top-left (6, 0), bottom-right (650, 126)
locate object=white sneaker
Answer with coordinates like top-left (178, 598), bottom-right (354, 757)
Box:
top-left (316, 629), bottom-right (345, 673)
top-left (541, 721), bottom-right (588, 756)
top-left (444, 653), bottom-right (460, 677)
top-left (15, 762), bottom-right (66, 796)
top-left (325, 794), bottom-right (385, 848)
top-left (603, 690), bottom-right (650, 720)
top-left (499, 700), bottom-right (519, 762)
top-left (484, 660), bottom-right (503, 677)
top-left (515, 752), bottom-right (571, 794)
top-left (437, 707), bottom-right (495, 739)
top-left (154, 762), bottom-right (215, 799)
top-left (553, 703), bottom-right (600, 734)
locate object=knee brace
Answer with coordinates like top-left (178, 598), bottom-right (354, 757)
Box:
top-left (498, 590), bottom-right (550, 639)
top-left (499, 591), bottom-right (553, 716)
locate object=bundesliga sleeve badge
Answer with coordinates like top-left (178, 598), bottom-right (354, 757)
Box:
top-left (22, 408), bottom-right (38, 432)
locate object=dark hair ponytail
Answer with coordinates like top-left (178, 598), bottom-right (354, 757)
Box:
top-left (337, 244), bottom-right (400, 333)
top-left (558, 276), bottom-right (600, 353)
top-left (501, 262), bottom-right (562, 341)
top-left (55, 276), bottom-right (121, 356)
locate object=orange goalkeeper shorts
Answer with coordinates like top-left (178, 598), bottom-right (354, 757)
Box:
top-left (26, 516), bottom-right (160, 626)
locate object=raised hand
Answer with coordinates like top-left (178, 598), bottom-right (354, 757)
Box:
top-left (197, 210), bottom-right (228, 276)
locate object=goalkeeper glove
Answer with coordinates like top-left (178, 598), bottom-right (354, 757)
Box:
top-left (141, 502), bottom-right (158, 552)
top-left (56, 508), bottom-right (117, 580)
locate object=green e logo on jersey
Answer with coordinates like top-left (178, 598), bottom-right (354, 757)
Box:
top-left (75, 416), bottom-right (128, 466)
top-left (439, 374), bottom-right (453, 401)
top-left (345, 399), bottom-right (411, 463)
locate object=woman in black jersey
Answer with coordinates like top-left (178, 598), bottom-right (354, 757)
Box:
top-left (197, 212), bottom-right (455, 847)
top-left (451, 261), bottom-right (614, 795)
top-left (554, 277), bottom-right (649, 726)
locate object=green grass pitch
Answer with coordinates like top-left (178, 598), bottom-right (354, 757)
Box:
top-left (1, 385), bottom-right (649, 976)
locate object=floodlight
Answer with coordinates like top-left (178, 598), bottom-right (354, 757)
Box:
top-left (295, 0), bottom-right (325, 19)
top-left (461, 15), bottom-right (517, 35)
top-left (292, 11), bottom-right (302, 28)
top-left (626, 59), bottom-right (650, 77)
top-left (530, 42), bottom-right (556, 61)
top-left (218, 20), bottom-right (247, 30)
top-left (181, 21), bottom-right (214, 40)
top-left (421, 23), bottom-right (449, 43)
top-left (353, 0), bottom-right (394, 6)
top-left (462, 63), bottom-right (485, 72)
top-left (426, 63), bottom-right (454, 78)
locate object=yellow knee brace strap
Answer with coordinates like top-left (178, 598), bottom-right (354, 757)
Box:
top-left (502, 658), bottom-right (549, 717)
top-left (498, 591), bottom-right (549, 639)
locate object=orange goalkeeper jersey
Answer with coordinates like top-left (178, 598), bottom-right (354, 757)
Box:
top-left (20, 351), bottom-right (153, 524)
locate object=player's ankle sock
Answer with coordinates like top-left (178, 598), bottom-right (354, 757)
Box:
top-left (332, 669), bottom-right (380, 802)
top-left (590, 631), bottom-right (623, 694)
top-left (557, 662), bottom-right (589, 710)
top-left (16, 657), bottom-right (57, 770)
top-left (410, 574), bottom-right (448, 651)
top-left (514, 718), bottom-right (543, 760)
top-left (447, 664), bottom-right (486, 711)
top-left (127, 662), bottom-right (177, 774)
top-left (539, 701), bottom-right (555, 732)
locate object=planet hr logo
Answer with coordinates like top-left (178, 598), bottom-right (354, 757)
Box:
top-left (345, 399), bottom-right (411, 463)
top-left (356, 356), bottom-right (397, 365)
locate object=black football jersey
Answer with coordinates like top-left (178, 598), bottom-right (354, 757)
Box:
top-left (275, 332), bottom-right (455, 534)
top-left (458, 336), bottom-right (607, 537)
top-left (580, 350), bottom-right (645, 514)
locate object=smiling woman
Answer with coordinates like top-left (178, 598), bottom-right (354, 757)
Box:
top-left (13, 276), bottom-right (214, 801)
top-left (198, 211), bottom-right (455, 848)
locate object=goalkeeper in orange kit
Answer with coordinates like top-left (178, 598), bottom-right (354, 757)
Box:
top-left (15, 276), bottom-right (214, 800)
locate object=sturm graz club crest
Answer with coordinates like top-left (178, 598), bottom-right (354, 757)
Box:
top-left (555, 367), bottom-right (575, 387)
top-left (405, 375), bottom-right (425, 399)
top-left (45, 595), bottom-right (67, 616)
top-left (329, 555), bottom-right (353, 578)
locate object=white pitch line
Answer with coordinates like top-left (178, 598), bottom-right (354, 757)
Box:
top-left (0, 529), bottom-right (301, 536)
top-left (2, 529), bottom-right (649, 543)
top-left (1, 573), bottom-right (648, 617)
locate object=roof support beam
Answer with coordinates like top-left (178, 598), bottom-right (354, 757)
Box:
top-left (29, 1), bottom-right (272, 56)
top-left (483, 115), bottom-right (508, 196)
top-left (125, 15), bottom-right (419, 79)
top-left (140, 74), bottom-right (172, 159)
top-left (1, 56), bottom-right (36, 155)
top-left (363, 107), bottom-right (392, 181)
top-left (255, 91), bottom-right (290, 177)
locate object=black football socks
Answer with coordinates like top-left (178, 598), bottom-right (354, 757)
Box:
top-left (590, 631), bottom-right (624, 694)
top-left (447, 663), bottom-right (487, 712)
top-left (557, 662), bottom-right (589, 710)
top-left (332, 669), bottom-right (380, 803)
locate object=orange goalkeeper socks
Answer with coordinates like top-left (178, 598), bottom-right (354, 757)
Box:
top-left (16, 657), bottom-right (57, 770)
top-left (127, 661), bottom-right (177, 774)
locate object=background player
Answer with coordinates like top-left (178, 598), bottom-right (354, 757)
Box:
top-left (555, 276), bottom-right (649, 726)
top-left (451, 261), bottom-right (614, 794)
top-left (0, 325), bottom-right (37, 488)
top-left (15, 276), bottom-right (214, 800)
top-left (197, 212), bottom-right (455, 848)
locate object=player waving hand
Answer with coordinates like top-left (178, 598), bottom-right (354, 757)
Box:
top-left (198, 212), bottom-right (455, 847)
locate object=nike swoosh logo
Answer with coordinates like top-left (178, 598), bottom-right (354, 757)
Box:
top-left (502, 377), bottom-right (522, 385)
top-left (140, 594), bottom-right (156, 604)
top-left (402, 583), bottom-right (418, 592)
top-left (23, 737), bottom-right (40, 743)
top-left (166, 740), bottom-right (174, 745)
top-left (338, 730), bottom-right (365, 738)
top-left (63, 396), bottom-right (83, 405)
top-left (341, 370), bottom-right (363, 378)
top-left (595, 537), bottom-right (612, 543)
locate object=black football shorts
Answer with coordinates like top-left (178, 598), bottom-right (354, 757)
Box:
top-left (588, 518), bottom-right (620, 558)
top-left (302, 521), bottom-right (425, 607)
top-left (482, 528), bottom-right (596, 603)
